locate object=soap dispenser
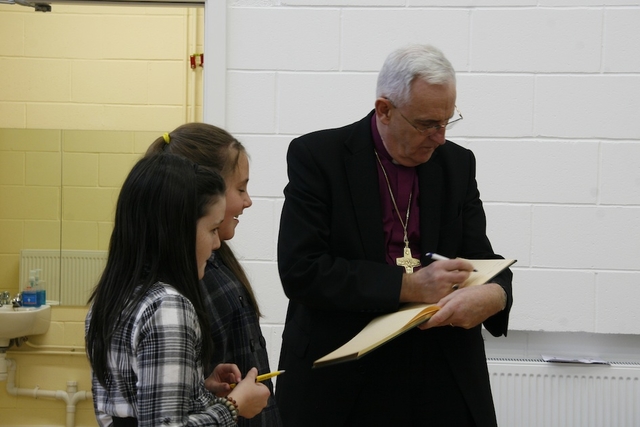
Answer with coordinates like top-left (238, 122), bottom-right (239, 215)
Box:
top-left (22, 271), bottom-right (39, 307)
top-left (34, 269), bottom-right (46, 306)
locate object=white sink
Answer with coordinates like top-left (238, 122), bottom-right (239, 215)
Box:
top-left (0, 305), bottom-right (51, 348)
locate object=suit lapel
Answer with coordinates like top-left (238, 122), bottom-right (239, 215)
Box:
top-left (344, 113), bottom-right (386, 262)
top-left (418, 155), bottom-right (443, 255)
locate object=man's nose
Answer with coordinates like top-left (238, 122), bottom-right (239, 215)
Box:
top-left (430, 126), bottom-right (447, 144)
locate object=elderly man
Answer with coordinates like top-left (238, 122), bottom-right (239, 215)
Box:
top-left (276, 44), bottom-right (513, 427)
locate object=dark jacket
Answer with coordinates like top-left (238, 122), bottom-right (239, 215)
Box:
top-left (201, 254), bottom-right (282, 427)
top-left (275, 111), bottom-right (513, 427)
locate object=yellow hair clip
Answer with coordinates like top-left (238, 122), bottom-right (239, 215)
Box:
top-left (162, 133), bottom-right (170, 144)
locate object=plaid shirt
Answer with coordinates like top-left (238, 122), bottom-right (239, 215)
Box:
top-left (201, 253), bottom-right (282, 427)
top-left (86, 282), bottom-right (237, 427)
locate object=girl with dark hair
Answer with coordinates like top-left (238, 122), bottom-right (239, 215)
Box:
top-left (147, 124), bottom-right (282, 427)
top-left (85, 153), bottom-right (269, 426)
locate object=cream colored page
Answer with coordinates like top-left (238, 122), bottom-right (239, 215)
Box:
top-left (314, 303), bottom-right (438, 364)
top-left (462, 259), bottom-right (516, 288)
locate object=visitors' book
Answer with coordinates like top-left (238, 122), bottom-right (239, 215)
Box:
top-left (313, 258), bottom-right (516, 368)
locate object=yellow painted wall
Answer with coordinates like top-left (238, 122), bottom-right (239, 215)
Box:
top-left (0, 3), bottom-right (203, 425)
top-left (2, 308), bottom-right (96, 427)
top-left (0, 3), bottom-right (204, 129)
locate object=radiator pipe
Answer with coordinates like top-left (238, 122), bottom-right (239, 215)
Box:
top-left (5, 358), bottom-right (92, 427)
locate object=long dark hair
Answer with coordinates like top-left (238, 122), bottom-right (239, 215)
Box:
top-left (86, 153), bottom-right (226, 386)
top-left (147, 123), bottom-right (261, 317)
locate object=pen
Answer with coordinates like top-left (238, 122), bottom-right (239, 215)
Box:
top-left (425, 252), bottom-right (477, 272)
top-left (229, 370), bottom-right (285, 389)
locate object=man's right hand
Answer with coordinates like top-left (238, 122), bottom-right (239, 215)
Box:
top-left (399, 258), bottom-right (474, 304)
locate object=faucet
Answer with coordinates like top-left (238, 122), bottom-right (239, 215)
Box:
top-left (0, 292), bottom-right (22, 308)
top-left (0, 291), bottom-right (10, 307)
top-left (12, 293), bottom-right (22, 308)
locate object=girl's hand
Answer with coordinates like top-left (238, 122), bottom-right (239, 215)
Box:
top-left (205, 363), bottom-right (242, 396)
top-left (228, 367), bottom-right (270, 419)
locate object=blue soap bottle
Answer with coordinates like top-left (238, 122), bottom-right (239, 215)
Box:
top-left (34, 269), bottom-right (46, 306)
top-left (23, 272), bottom-right (39, 307)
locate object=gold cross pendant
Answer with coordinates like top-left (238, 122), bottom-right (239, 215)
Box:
top-left (396, 247), bottom-right (421, 273)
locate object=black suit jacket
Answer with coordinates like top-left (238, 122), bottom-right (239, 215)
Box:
top-left (276, 111), bottom-right (513, 427)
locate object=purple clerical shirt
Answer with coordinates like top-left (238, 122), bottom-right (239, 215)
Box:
top-left (371, 114), bottom-right (421, 269)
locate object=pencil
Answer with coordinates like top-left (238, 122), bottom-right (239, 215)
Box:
top-left (229, 370), bottom-right (285, 389)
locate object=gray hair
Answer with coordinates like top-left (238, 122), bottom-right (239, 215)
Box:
top-left (376, 44), bottom-right (456, 106)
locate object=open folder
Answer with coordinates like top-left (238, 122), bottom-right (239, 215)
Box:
top-left (313, 258), bottom-right (516, 368)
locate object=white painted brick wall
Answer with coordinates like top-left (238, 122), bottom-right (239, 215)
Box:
top-left (205, 0), bottom-right (640, 367)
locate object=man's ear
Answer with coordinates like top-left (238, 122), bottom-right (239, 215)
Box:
top-left (374, 98), bottom-right (392, 125)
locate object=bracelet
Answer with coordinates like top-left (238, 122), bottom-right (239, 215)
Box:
top-left (214, 396), bottom-right (239, 423)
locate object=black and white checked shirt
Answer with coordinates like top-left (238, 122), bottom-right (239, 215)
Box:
top-left (87, 282), bottom-right (237, 426)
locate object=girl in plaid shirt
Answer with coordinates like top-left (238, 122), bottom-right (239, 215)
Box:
top-left (86, 153), bottom-right (270, 426)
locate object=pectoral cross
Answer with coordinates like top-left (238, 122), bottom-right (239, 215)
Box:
top-left (396, 246), bottom-right (421, 273)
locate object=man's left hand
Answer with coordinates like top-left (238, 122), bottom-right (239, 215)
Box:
top-left (418, 282), bottom-right (506, 330)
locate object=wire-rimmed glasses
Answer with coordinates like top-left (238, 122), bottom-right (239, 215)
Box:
top-left (387, 99), bottom-right (463, 135)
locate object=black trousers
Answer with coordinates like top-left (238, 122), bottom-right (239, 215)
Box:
top-left (112, 417), bottom-right (137, 427)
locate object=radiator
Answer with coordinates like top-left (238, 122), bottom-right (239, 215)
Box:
top-left (488, 358), bottom-right (640, 427)
top-left (19, 249), bottom-right (108, 306)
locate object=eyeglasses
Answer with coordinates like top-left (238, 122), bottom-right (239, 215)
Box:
top-left (387, 99), bottom-right (463, 135)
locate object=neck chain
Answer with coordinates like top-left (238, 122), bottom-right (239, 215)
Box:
top-left (374, 150), bottom-right (420, 273)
